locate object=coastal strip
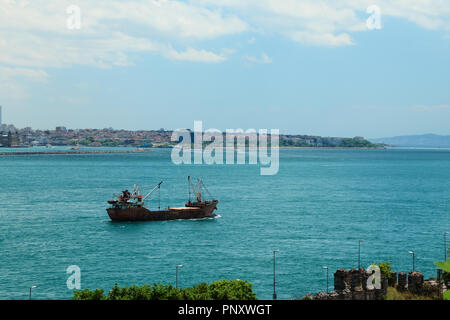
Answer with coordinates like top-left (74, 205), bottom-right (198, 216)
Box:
top-left (0, 149), bottom-right (155, 156)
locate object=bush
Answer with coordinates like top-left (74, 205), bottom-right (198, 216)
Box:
top-left (73, 288), bottom-right (105, 300)
top-left (377, 262), bottom-right (392, 279)
top-left (444, 290), bottom-right (450, 301)
top-left (74, 280), bottom-right (257, 300)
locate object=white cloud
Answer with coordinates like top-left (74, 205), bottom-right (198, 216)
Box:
top-left (165, 47), bottom-right (228, 63)
top-left (290, 31), bottom-right (354, 46)
top-left (243, 52), bottom-right (272, 64)
top-left (0, 0), bottom-right (245, 69)
top-left (109, 0), bottom-right (248, 40)
top-left (0, 66), bottom-right (49, 99)
top-left (0, 66), bottom-right (49, 82)
top-left (1, 0), bottom-right (449, 81)
top-left (2, 1), bottom-right (449, 69)
top-left (193, 0), bottom-right (450, 45)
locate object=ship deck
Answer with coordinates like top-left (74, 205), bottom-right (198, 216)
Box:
top-left (170, 207), bottom-right (201, 210)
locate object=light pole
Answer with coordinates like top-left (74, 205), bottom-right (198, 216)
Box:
top-left (323, 266), bottom-right (329, 293)
top-left (176, 265), bottom-right (183, 289)
top-left (273, 249), bottom-right (279, 300)
top-left (358, 240), bottom-right (364, 270)
top-left (408, 251), bottom-right (415, 272)
top-left (445, 232), bottom-right (449, 261)
top-left (29, 286), bottom-right (37, 300)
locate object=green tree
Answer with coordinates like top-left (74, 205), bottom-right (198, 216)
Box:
top-left (74, 280), bottom-right (257, 300)
top-left (377, 262), bottom-right (392, 279)
top-left (434, 260), bottom-right (450, 300)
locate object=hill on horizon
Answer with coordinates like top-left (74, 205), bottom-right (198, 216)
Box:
top-left (369, 134), bottom-right (450, 148)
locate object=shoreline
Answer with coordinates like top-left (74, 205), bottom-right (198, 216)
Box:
top-left (170, 146), bottom-right (387, 150)
top-left (0, 149), bottom-right (155, 156)
top-left (275, 146), bottom-right (386, 150)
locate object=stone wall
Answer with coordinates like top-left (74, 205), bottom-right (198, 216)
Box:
top-left (305, 268), bottom-right (445, 300)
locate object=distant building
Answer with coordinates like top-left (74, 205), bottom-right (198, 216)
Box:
top-left (0, 132), bottom-right (20, 147)
top-left (56, 126), bottom-right (67, 133)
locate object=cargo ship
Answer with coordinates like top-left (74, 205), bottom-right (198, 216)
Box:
top-left (106, 176), bottom-right (218, 222)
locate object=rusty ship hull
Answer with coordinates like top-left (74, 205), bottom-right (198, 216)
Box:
top-left (107, 200), bottom-right (218, 222)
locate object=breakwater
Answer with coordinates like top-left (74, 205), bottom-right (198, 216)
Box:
top-left (0, 149), bottom-right (155, 156)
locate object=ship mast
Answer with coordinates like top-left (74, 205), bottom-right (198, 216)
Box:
top-left (188, 176), bottom-right (201, 202)
top-left (188, 176), bottom-right (191, 203)
top-left (187, 176), bottom-right (213, 202)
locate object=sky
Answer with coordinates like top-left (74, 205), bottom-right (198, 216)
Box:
top-left (0, 0), bottom-right (449, 138)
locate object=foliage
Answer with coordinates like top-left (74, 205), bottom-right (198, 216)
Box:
top-left (434, 260), bottom-right (450, 300)
top-left (444, 290), bottom-right (450, 301)
top-left (73, 288), bottom-right (105, 300)
top-left (74, 280), bottom-right (257, 300)
top-left (339, 138), bottom-right (376, 148)
top-left (198, 280), bottom-right (257, 300)
top-left (278, 136), bottom-right (381, 148)
top-left (376, 262), bottom-right (392, 279)
top-left (384, 287), bottom-right (433, 300)
top-left (434, 260), bottom-right (450, 273)
top-left (434, 260), bottom-right (450, 283)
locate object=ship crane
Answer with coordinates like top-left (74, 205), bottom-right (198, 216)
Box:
top-left (142, 181), bottom-right (163, 201)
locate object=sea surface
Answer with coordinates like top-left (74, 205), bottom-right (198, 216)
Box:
top-left (0, 147), bottom-right (449, 300)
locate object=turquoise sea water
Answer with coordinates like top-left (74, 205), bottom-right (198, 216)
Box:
top-left (0, 148), bottom-right (449, 300)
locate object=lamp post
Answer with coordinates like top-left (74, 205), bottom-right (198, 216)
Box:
top-left (358, 240), bottom-right (364, 270)
top-left (29, 286), bottom-right (37, 300)
top-left (445, 232), bottom-right (449, 261)
top-left (323, 266), bottom-right (329, 293)
top-left (408, 251), bottom-right (415, 272)
top-left (176, 265), bottom-right (183, 289)
top-left (273, 249), bottom-right (279, 300)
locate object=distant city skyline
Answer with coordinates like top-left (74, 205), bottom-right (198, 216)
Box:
top-left (1, 1), bottom-right (449, 139)
top-left (1, 102), bottom-right (449, 139)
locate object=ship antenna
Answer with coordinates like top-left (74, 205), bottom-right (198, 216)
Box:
top-left (188, 176), bottom-right (191, 202)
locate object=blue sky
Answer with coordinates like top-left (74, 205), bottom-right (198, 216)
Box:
top-left (1, 0), bottom-right (449, 138)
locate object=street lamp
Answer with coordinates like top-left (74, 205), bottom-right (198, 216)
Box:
top-left (408, 251), bottom-right (415, 272)
top-left (176, 264), bottom-right (183, 289)
top-left (445, 232), bottom-right (449, 261)
top-left (323, 266), bottom-right (329, 293)
top-left (29, 286), bottom-right (37, 300)
top-left (358, 240), bottom-right (364, 270)
top-left (273, 249), bottom-right (280, 300)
